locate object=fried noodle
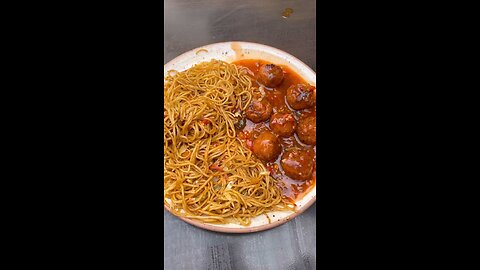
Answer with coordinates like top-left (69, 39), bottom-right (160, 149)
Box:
top-left (164, 60), bottom-right (295, 225)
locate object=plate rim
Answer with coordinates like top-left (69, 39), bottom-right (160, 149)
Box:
top-left (164, 41), bottom-right (317, 233)
top-left (164, 196), bottom-right (316, 234)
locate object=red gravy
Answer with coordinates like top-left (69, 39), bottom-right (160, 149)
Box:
top-left (233, 59), bottom-right (316, 201)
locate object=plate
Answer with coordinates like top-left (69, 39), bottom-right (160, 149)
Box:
top-left (164, 41), bottom-right (316, 233)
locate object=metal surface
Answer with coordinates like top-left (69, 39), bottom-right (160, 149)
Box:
top-left (164, 1), bottom-right (316, 269)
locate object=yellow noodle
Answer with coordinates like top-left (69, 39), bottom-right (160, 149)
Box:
top-left (164, 60), bottom-right (295, 226)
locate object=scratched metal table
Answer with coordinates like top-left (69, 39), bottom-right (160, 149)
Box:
top-left (164, 1), bottom-right (316, 269)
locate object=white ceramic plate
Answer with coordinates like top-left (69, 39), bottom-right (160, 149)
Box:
top-left (164, 41), bottom-right (316, 233)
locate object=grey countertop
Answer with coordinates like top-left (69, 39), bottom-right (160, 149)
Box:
top-left (164, 1), bottom-right (316, 269)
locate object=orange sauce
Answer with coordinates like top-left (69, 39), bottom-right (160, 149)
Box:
top-left (233, 59), bottom-right (316, 201)
top-left (230, 42), bottom-right (243, 59)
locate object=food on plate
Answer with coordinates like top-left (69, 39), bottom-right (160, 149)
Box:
top-left (235, 59), bottom-right (316, 186)
top-left (252, 131), bottom-right (282, 162)
top-left (245, 97), bottom-right (273, 123)
top-left (286, 83), bottom-right (316, 110)
top-left (297, 115), bottom-right (316, 145)
top-left (164, 59), bottom-right (316, 226)
top-left (280, 148), bottom-right (315, 181)
top-left (270, 112), bottom-right (296, 137)
top-left (257, 64), bottom-right (284, 88)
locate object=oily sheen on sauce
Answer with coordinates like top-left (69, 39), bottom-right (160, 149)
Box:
top-left (234, 59), bottom-right (316, 201)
